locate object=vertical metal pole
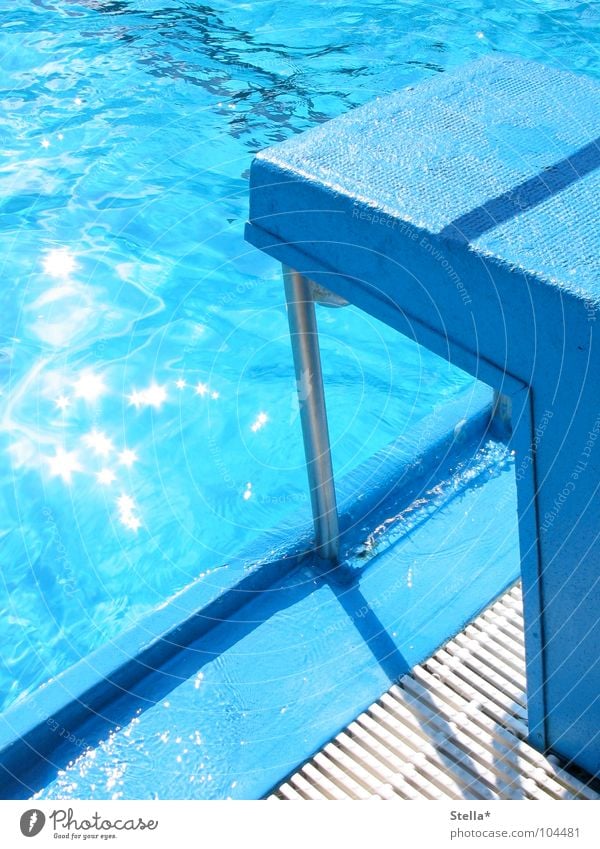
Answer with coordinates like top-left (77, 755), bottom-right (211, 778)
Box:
top-left (283, 265), bottom-right (340, 562)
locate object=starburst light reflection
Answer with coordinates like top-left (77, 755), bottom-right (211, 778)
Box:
top-left (46, 447), bottom-right (83, 484)
top-left (43, 247), bottom-right (76, 278)
top-left (73, 371), bottom-right (107, 402)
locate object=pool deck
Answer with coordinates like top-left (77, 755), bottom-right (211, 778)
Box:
top-left (270, 586), bottom-right (599, 801)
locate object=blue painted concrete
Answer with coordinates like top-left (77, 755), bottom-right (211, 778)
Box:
top-left (0, 384), bottom-right (521, 798)
top-left (34, 424), bottom-right (518, 799)
top-left (245, 56), bottom-right (600, 776)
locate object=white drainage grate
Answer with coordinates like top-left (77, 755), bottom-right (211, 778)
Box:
top-left (269, 586), bottom-right (598, 801)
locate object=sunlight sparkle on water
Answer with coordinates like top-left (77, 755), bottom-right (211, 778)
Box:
top-left (118, 448), bottom-right (138, 468)
top-left (43, 248), bottom-right (76, 278)
top-left (117, 494), bottom-right (141, 531)
top-left (117, 495), bottom-right (135, 513)
top-left (46, 447), bottom-right (83, 484)
top-left (55, 395), bottom-right (71, 411)
top-left (250, 412), bottom-right (268, 432)
top-left (128, 382), bottom-right (167, 410)
top-left (84, 429), bottom-right (114, 457)
top-left (97, 468), bottom-right (117, 486)
top-left (73, 371), bottom-right (106, 402)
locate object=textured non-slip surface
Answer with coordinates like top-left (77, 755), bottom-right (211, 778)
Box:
top-left (249, 56), bottom-right (600, 298)
top-left (270, 587), bottom-right (599, 801)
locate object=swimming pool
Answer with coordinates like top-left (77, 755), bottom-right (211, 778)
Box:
top-left (1, 0), bottom-right (598, 715)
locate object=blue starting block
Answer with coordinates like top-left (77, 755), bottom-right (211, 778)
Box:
top-left (245, 56), bottom-right (600, 777)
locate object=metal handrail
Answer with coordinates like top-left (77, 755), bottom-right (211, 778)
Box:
top-left (283, 266), bottom-right (340, 562)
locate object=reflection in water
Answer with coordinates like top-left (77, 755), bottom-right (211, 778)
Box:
top-left (128, 383), bottom-right (167, 410)
top-left (117, 448), bottom-right (138, 467)
top-left (46, 446), bottom-right (83, 484)
top-left (250, 412), bottom-right (268, 432)
top-left (7, 359), bottom-right (259, 546)
top-left (117, 494), bottom-right (141, 532)
top-left (97, 468), bottom-right (117, 486)
top-left (84, 429), bottom-right (114, 457)
top-left (73, 371), bottom-right (107, 402)
top-left (43, 248), bottom-right (76, 279)
top-left (55, 395), bottom-right (71, 411)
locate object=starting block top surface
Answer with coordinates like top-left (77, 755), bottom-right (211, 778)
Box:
top-left (246, 56), bottom-right (600, 301)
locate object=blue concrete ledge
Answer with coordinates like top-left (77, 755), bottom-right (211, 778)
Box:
top-left (0, 381), bottom-right (521, 798)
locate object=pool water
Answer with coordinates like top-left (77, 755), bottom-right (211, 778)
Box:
top-left (0, 1), bottom-right (598, 714)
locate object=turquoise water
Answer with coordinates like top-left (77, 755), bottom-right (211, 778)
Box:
top-left (0, 1), bottom-right (598, 713)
